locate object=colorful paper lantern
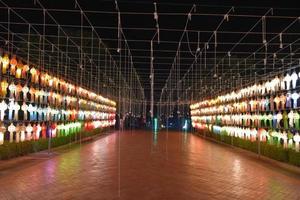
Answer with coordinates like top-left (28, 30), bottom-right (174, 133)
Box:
top-left (0, 100), bottom-right (7, 121)
top-left (9, 56), bottom-right (17, 75)
top-left (7, 123), bottom-right (15, 143)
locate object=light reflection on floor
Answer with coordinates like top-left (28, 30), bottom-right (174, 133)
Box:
top-left (0, 130), bottom-right (299, 199)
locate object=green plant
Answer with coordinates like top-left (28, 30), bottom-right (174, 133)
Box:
top-left (0, 128), bottom-right (109, 160)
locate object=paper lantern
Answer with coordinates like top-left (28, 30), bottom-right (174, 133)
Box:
top-left (21, 102), bottom-right (28, 120)
top-left (9, 55), bottom-right (17, 75)
top-left (0, 80), bottom-right (9, 97)
top-left (0, 123), bottom-right (5, 145)
top-left (15, 61), bottom-right (23, 78)
top-left (291, 72), bottom-right (298, 89)
top-left (30, 67), bottom-right (37, 83)
top-left (8, 82), bottom-right (16, 99)
top-left (32, 124), bottom-right (37, 140)
top-left (28, 104), bottom-right (35, 121)
top-left (15, 83), bottom-right (22, 100)
top-left (13, 102), bottom-right (20, 120)
top-left (36, 123), bottom-right (41, 140)
top-left (41, 123), bottom-right (47, 138)
top-left (21, 64), bottom-right (29, 78)
top-left (40, 73), bottom-right (46, 86)
top-left (19, 124), bottom-right (26, 142)
top-left (8, 100), bottom-right (14, 120)
top-left (22, 85), bottom-right (29, 101)
top-left (294, 133), bottom-right (300, 152)
top-left (0, 100), bottom-right (7, 121)
top-left (26, 124), bottom-right (33, 141)
top-left (1, 54), bottom-right (10, 74)
top-left (51, 123), bottom-right (57, 138)
top-left (7, 123), bottom-right (15, 143)
top-left (29, 87), bottom-right (36, 102)
top-left (284, 74), bottom-right (292, 90)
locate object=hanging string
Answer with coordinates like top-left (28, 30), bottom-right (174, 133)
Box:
top-left (42, 9), bottom-right (46, 72)
top-left (153, 2), bottom-right (160, 43)
top-left (90, 29), bottom-right (94, 89)
top-left (279, 32), bottom-right (283, 48)
top-left (57, 26), bottom-right (60, 76)
top-left (290, 44), bottom-right (293, 67)
top-left (7, 8), bottom-right (10, 52)
top-left (65, 37), bottom-right (69, 80)
top-left (262, 16), bottom-right (266, 45)
top-left (97, 41), bottom-right (101, 94)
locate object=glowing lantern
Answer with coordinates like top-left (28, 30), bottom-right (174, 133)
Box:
top-left (28, 104), bottom-right (35, 121)
top-left (21, 102), bottom-right (28, 120)
top-left (294, 133), bottom-right (300, 152)
top-left (41, 123), bottom-right (47, 138)
top-left (13, 102), bottom-right (20, 120)
top-left (30, 67), bottom-right (37, 83)
top-left (0, 123), bottom-right (5, 145)
top-left (9, 55), bottom-right (17, 75)
top-left (39, 89), bottom-right (44, 103)
top-left (20, 124), bottom-right (26, 142)
top-left (26, 123), bottom-right (33, 141)
top-left (0, 80), bottom-right (9, 98)
top-left (8, 100), bottom-right (14, 120)
top-left (0, 100), bottom-right (7, 121)
top-left (51, 123), bottom-right (57, 138)
top-left (21, 64), bottom-right (29, 78)
top-left (1, 54), bottom-right (10, 74)
top-left (7, 123), bottom-right (15, 143)
top-left (291, 72), bottom-right (298, 89)
top-left (32, 124), bottom-right (37, 140)
top-left (29, 87), bottom-right (35, 102)
top-left (8, 82), bottom-right (16, 99)
top-left (35, 123), bottom-right (41, 140)
top-left (40, 73), bottom-right (46, 86)
top-left (282, 131), bottom-right (288, 148)
top-left (15, 61), bottom-right (23, 78)
top-left (15, 83), bottom-right (22, 100)
top-left (22, 85), bottom-right (29, 101)
top-left (37, 106), bottom-right (43, 121)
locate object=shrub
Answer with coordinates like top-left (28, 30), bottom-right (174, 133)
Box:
top-left (288, 149), bottom-right (300, 166)
top-left (194, 130), bottom-right (299, 167)
top-left (0, 128), bottom-right (108, 160)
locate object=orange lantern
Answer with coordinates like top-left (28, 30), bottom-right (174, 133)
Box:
top-left (30, 67), bottom-right (37, 83)
top-left (0, 79), bottom-right (8, 98)
top-left (40, 72), bottom-right (46, 86)
top-left (22, 64), bottom-right (29, 78)
top-left (1, 54), bottom-right (10, 74)
top-left (29, 87), bottom-right (36, 102)
top-left (34, 70), bottom-right (40, 83)
top-left (15, 61), bottom-right (23, 79)
top-left (10, 55), bottom-right (17, 75)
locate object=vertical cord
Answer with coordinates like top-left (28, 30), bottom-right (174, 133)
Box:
top-left (90, 30), bottom-right (93, 90)
top-left (97, 42), bottom-right (101, 94)
top-left (42, 9), bottom-right (46, 72)
top-left (7, 8), bottom-right (10, 53)
top-left (57, 26), bottom-right (60, 76)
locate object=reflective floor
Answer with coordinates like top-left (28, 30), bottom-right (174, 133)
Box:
top-left (0, 130), bottom-right (300, 199)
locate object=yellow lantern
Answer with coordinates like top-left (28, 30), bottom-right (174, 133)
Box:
top-left (0, 79), bottom-right (8, 98)
top-left (1, 54), bottom-right (10, 74)
top-left (15, 61), bottom-right (23, 79)
top-left (30, 67), bottom-right (37, 83)
top-left (10, 55), bottom-right (17, 75)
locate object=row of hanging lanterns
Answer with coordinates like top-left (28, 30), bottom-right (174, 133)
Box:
top-left (0, 52), bottom-right (116, 145)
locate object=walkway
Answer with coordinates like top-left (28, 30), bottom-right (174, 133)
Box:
top-left (0, 130), bottom-right (300, 199)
